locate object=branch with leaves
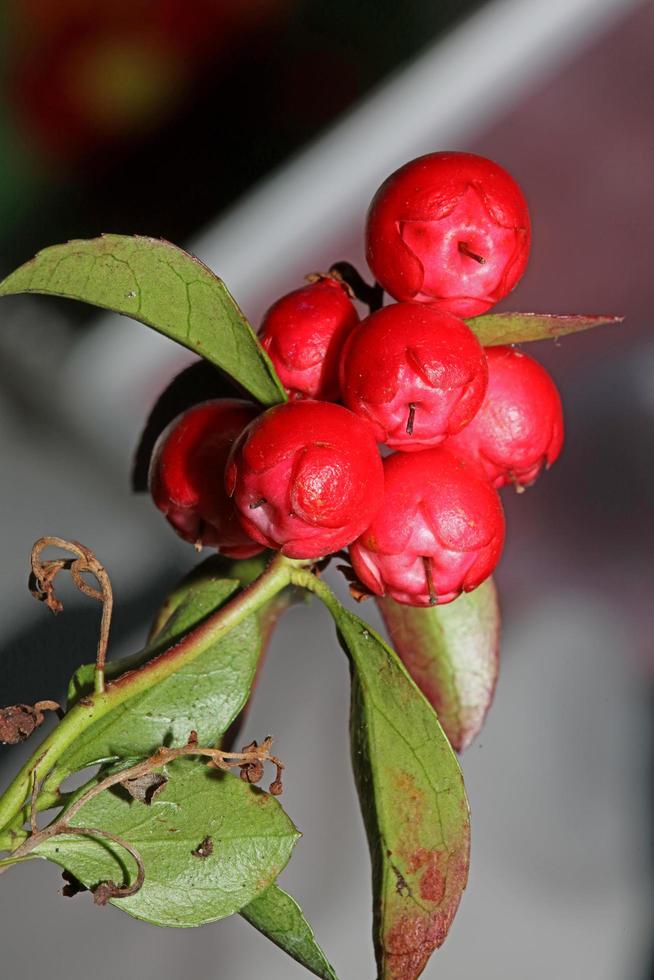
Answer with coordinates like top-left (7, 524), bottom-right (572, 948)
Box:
top-left (0, 224), bottom-right (620, 979)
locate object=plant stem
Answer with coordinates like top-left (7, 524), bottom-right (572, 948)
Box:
top-left (0, 829), bottom-right (28, 851)
top-left (289, 568), bottom-right (341, 616)
top-left (0, 787), bottom-right (77, 850)
top-left (329, 261), bottom-right (384, 313)
top-left (0, 552), bottom-right (295, 836)
top-left (0, 853), bottom-right (35, 870)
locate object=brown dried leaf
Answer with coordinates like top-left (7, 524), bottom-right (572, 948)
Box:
top-left (121, 772), bottom-right (168, 805)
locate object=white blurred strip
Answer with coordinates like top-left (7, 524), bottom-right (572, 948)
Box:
top-left (194, 0), bottom-right (642, 308)
top-left (60, 0), bottom-right (644, 464)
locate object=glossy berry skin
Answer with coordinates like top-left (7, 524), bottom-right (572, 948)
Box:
top-left (366, 151), bottom-right (531, 317)
top-left (445, 346), bottom-right (564, 488)
top-left (258, 277), bottom-right (359, 400)
top-left (339, 302), bottom-right (488, 451)
top-left (149, 399), bottom-right (263, 558)
top-left (350, 448), bottom-right (505, 607)
top-left (225, 400), bottom-right (384, 559)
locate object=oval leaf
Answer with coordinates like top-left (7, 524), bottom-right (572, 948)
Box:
top-left (144, 552), bottom-right (299, 753)
top-left (377, 579), bottom-right (500, 753)
top-left (0, 234), bottom-right (286, 405)
top-left (242, 884), bottom-right (339, 980)
top-left (330, 605), bottom-right (470, 979)
top-left (34, 760), bottom-right (299, 927)
top-left (466, 311), bottom-right (623, 346)
top-left (60, 572), bottom-right (260, 774)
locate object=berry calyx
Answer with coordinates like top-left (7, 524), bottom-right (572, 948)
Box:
top-left (349, 448), bottom-right (505, 606)
top-left (339, 302), bottom-right (488, 451)
top-left (149, 399), bottom-right (263, 558)
top-left (225, 400), bottom-right (384, 559)
top-left (366, 151), bottom-right (531, 317)
top-left (445, 345), bottom-right (564, 489)
top-left (258, 277), bottom-right (359, 400)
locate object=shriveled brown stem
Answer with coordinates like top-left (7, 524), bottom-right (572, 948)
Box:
top-left (60, 733), bottom-right (285, 831)
top-left (56, 827), bottom-right (145, 905)
top-left (1, 731), bottom-right (286, 905)
top-left (29, 537), bottom-right (113, 693)
top-left (422, 555), bottom-right (438, 606)
top-left (458, 241), bottom-right (485, 264)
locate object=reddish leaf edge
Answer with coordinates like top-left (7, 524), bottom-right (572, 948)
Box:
top-left (467, 311), bottom-right (624, 345)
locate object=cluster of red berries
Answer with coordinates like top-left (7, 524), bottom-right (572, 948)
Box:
top-left (149, 152), bottom-right (563, 607)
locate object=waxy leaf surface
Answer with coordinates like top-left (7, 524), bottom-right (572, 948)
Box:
top-left (60, 573), bottom-right (259, 774)
top-left (330, 605), bottom-right (470, 979)
top-left (466, 311), bottom-right (622, 346)
top-left (242, 884), bottom-right (339, 980)
top-left (377, 579), bottom-right (500, 752)
top-left (0, 234), bottom-right (286, 405)
top-left (34, 760), bottom-right (299, 927)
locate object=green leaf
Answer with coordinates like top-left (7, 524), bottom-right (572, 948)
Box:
top-left (60, 572), bottom-right (260, 773)
top-left (34, 760), bottom-right (300, 927)
top-left (143, 552), bottom-right (300, 754)
top-left (145, 552), bottom-right (274, 646)
top-left (241, 884), bottom-right (339, 980)
top-left (466, 311), bottom-right (623, 346)
top-left (329, 603), bottom-right (470, 980)
top-left (377, 579), bottom-right (500, 753)
top-left (0, 234), bottom-right (286, 405)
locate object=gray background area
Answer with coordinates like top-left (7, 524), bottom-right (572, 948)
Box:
top-left (1, 1), bottom-right (653, 977)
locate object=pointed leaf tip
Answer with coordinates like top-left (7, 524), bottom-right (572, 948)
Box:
top-left (466, 311), bottom-right (623, 346)
top-left (242, 884), bottom-right (339, 979)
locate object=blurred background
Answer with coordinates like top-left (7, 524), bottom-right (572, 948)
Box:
top-left (1, 0), bottom-right (653, 977)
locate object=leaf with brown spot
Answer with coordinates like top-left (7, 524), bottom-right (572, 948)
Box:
top-left (377, 579), bottom-right (500, 752)
top-left (328, 605), bottom-right (470, 979)
top-left (34, 759), bottom-right (299, 927)
top-left (465, 311), bottom-right (622, 346)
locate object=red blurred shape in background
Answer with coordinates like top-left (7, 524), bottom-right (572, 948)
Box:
top-left (7, 0), bottom-right (295, 167)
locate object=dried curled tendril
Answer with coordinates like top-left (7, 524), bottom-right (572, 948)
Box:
top-left (1, 731), bottom-right (286, 905)
top-left (1, 538), bottom-right (113, 744)
top-left (0, 537), bottom-right (287, 907)
top-left (28, 536), bottom-right (113, 693)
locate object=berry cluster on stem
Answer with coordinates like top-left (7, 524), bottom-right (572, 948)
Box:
top-left (149, 151), bottom-right (563, 608)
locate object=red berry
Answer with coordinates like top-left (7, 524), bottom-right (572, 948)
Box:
top-left (339, 303), bottom-right (488, 451)
top-left (366, 151), bottom-right (531, 317)
top-left (349, 448), bottom-right (505, 606)
top-left (258, 277), bottom-right (359, 400)
top-left (225, 400), bottom-right (384, 559)
top-left (149, 399), bottom-right (263, 558)
top-left (445, 346), bottom-right (564, 489)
